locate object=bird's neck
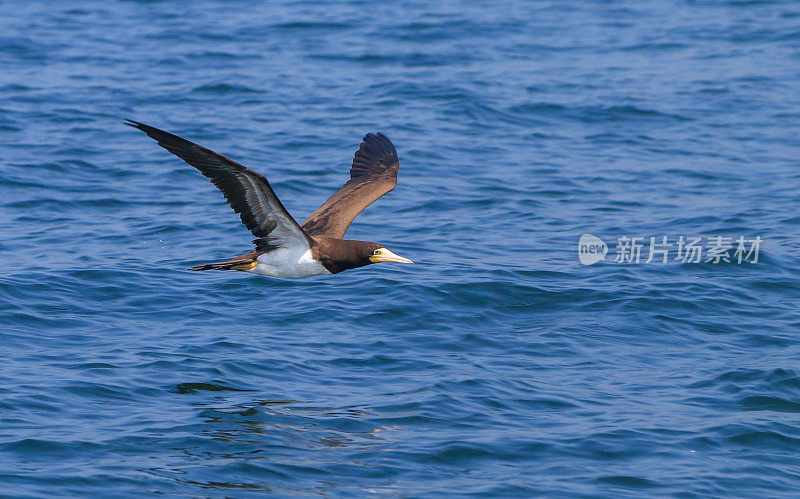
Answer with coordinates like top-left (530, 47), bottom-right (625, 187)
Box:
top-left (310, 237), bottom-right (373, 274)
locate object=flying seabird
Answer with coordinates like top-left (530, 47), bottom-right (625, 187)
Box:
top-left (126, 120), bottom-right (413, 278)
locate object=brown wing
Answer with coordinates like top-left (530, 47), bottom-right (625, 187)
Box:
top-left (301, 133), bottom-right (399, 239)
top-left (126, 120), bottom-right (314, 249)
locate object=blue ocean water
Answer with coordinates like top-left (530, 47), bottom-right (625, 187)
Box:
top-left (2, 0), bottom-right (800, 496)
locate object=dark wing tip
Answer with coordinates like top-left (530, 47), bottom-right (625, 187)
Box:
top-left (124, 119), bottom-right (168, 138)
top-left (124, 118), bottom-right (145, 129)
top-left (350, 132), bottom-right (399, 179)
top-left (124, 119), bottom-right (165, 138)
top-left (124, 120), bottom-right (199, 155)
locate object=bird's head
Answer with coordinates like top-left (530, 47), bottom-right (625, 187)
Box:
top-left (366, 243), bottom-right (414, 266)
top-left (320, 240), bottom-right (413, 274)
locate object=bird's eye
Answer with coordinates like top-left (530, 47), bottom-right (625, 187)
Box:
top-left (373, 249), bottom-right (381, 255)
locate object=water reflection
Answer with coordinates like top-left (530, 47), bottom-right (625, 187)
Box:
top-left (144, 392), bottom-right (402, 494)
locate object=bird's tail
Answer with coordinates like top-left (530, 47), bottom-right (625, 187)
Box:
top-left (190, 259), bottom-right (257, 271)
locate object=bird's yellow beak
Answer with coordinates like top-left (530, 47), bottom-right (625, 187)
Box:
top-left (370, 248), bottom-right (413, 264)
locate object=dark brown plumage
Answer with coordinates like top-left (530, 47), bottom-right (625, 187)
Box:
top-left (301, 133), bottom-right (399, 239)
top-left (126, 120), bottom-right (412, 277)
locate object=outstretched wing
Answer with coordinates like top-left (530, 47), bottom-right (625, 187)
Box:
top-left (301, 133), bottom-right (399, 239)
top-left (126, 120), bottom-right (313, 249)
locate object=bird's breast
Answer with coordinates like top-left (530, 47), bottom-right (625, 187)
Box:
top-left (249, 248), bottom-right (331, 279)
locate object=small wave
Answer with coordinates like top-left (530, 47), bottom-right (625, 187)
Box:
top-left (192, 84), bottom-right (263, 94)
top-left (725, 430), bottom-right (800, 450)
top-left (1, 438), bottom-right (104, 455)
top-left (741, 396), bottom-right (800, 413)
top-left (274, 22), bottom-right (353, 30)
top-left (596, 475), bottom-right (660, 488)
top-left (174, 382), bottom-right (252, 394)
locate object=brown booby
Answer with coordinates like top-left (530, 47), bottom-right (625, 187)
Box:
top-left (126, 120), bottom-right (413, 278)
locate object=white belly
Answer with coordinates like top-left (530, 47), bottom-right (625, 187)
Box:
top-left (247, 248), bottom-right (331, 279)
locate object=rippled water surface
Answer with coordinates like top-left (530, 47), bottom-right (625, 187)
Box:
top-left (2, 0), bottom-right (800, 496)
